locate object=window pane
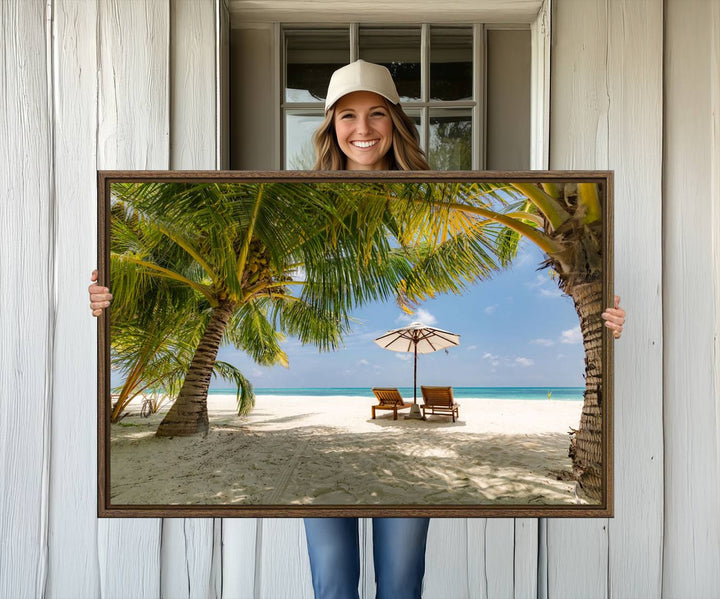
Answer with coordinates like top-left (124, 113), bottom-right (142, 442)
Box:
top-left (359, 27), bottom-right (421, 102)
top-left (429, 109), bottom-right (472, 170)
top-left (286, 30), bottom-right (349, 103)
top-left (430, 27), bottom-right (473, 101)
top-left (402, 109), bottom-right (423, 148)
top-left (285, 112), bottom-right (324, 169)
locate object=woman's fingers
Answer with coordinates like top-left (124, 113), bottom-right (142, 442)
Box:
top-left (89, 288), bottom-right (113, 302)
top-left (601, 310), bottom-right (624, 325)
top-left (602, 296), bottom-right (625, 339)
top-left (89, 269), bottom-right (112, 316)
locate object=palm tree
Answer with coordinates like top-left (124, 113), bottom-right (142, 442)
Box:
top-left (110, 181), bottom-right (515, 438)
top-left (388, 180), bottom-right (607, 500)
top-left (110, 199), bottom-right (259, 422)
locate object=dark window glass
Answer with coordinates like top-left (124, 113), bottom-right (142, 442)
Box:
top-left (286, 30), bottom-right (350, 102)
top-left (359, 27), bottom-right (421, 102)
top-left (430, 27), bottom-right (473, 101)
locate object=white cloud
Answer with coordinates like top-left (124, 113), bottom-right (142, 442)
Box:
top-left (396, 307), bottom-right (437, 326)
top-left (484, 305), bottom-right (498, 315)
top-left (512, 248), bottom-right (533, 267)
top-left (539, 287), bottom-right (563, 298)
top-left (529, 273), bottom-right (563, 298)
top-left (556, 353), bottom-right (566, 360)
top-left (482, 352), bottom-right (498, 360)
top-left (515, 357), bottom-right (534, 367)
top-left (528, 273), bottom-right (547, 288)
top-left (560, 326), bottom-right (582, 345)
top-left (357, 359), bottom-right (371, 367)
top-left (395, 353), bottom-right (413, 362)
top-left (531, 338), bottom-right (555, 347)
top-left (466, 345), bottom-right (477, 351)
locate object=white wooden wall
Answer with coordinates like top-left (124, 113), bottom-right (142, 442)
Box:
top-left (1, 0), bottom-right (719, 597)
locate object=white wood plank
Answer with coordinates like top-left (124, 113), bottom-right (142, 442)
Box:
top-left (359, 518), bottom-right (373, 599)
top-left (256, 519), bottom-right (314, 599)
top-left (161, 2), bottom-right (220, 597)
top-left (161, 520), bottom-right (216, 599)
top-left (96, 1), bottom-right (170, 595)
top-left (98, 520), bottom-right (161, 599)
top-left (547, 1), bottom-right (609, 595)
top-left (422, 519), bottom-right (470, 599)
top-left (221, 519), bottom-right (257, 598)
top-left (46, 1), bottom-right (101, 596)
top-left (663, 1), bottom-right (720, 595)
top-left (96, 0), bottom-right (169, 170)
top-left (547, 521), bottom-right (607, 599)
top-left (550, 0), bottom-right (609, 170)
top-left (209, 519), bottom-right (223, 599)
top-left (0, 1), bottom-right (52, 598)
top-left (513, 519), bottom-right (538, 599)
top-left (170, 0), bottom-right (217, 170)
top-left (530, 0), bottom-right (550, 170)
top-left (465, 519), bottom-right (516, 599)
top-left (605, 1), bottom-right (664, 597)
top-left (713, 8), bottom-right (720, 554)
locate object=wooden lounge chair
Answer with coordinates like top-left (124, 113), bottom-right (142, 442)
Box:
top-left (420, 386), bottom-right (460, 422)
top-left (371, 388), bottom-right (413, 420)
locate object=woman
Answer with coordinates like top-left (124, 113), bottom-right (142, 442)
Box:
top-left (89, 60), bottom-right (626, 598)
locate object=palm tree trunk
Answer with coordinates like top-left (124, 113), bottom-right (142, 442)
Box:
top-left (567, 280), bottom-right (605, 501)
top-left (156, 299), bottom-right (236, 437)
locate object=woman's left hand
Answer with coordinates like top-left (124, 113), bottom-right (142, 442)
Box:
top-left (601, 295), bottom-right (626, 339)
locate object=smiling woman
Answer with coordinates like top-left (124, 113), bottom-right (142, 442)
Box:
top-left (311, 60), bottom-right (429, 172)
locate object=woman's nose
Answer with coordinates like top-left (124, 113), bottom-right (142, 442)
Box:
top-left (355, 116), bottom-right (371, 134)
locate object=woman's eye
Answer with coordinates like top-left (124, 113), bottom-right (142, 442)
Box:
top-left (371, 111), bottom-right (387, 117)
top-left (340, 113), bottom-right (354, 119)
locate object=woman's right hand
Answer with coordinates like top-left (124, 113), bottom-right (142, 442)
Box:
top-left (89, 269), bottom-right (112, 317)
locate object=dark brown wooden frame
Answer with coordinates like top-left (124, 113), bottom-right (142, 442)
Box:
top-left (98, 170), bottom-right (614, 518)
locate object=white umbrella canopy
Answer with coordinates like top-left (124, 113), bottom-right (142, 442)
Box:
top-left (373, 322), bottom-right (460, 416)
top-left (374, 322), bottom-right (460, 355)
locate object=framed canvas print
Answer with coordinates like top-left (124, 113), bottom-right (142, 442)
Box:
top-left (97, 170), bottom-right (614, 518)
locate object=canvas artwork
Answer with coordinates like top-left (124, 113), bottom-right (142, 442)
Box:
top-left (97, 171), bottom-right (613, 517)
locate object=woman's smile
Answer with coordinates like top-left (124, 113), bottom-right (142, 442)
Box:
top-left (350, 139), bottom-right (380, 149)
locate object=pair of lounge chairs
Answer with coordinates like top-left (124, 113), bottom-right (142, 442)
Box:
top-left (371, 386), bottom-right (460, 422)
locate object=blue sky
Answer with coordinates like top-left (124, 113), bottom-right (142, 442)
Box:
top-left (213, 238), bottom-right (585, 389)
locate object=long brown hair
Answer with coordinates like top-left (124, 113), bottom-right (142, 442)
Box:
top-left (312, 100), bottom-right (430, 171)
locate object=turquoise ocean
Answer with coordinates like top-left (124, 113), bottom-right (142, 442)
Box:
top-left (208, 386), bottom-right (584, 401)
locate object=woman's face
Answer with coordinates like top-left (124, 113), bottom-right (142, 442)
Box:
top-left (333, 91), bottom-right (394, 170)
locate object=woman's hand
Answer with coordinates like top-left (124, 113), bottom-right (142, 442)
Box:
top-left (601, 295), bottom-right (625, 339)
top-left (89, 269), bottom-right (112, 317)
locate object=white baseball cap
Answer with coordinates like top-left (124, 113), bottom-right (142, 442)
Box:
top-left (324, 60), bottom-right (400, 112)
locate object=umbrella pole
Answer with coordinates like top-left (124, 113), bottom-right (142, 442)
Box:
top-left (405, 342), bottom-right (423, 419)
top-left (413, 344), bottom-right (418, 404)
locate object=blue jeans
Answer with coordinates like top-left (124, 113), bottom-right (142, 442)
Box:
top-left (303, 517), bottom-right (430, 599)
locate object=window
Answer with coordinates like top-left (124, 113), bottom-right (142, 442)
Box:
top-left (283, 25), bottom-right (478, 170)
top-left (228, 23), bottom-right (530, 171)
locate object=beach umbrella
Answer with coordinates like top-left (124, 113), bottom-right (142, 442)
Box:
top-left (373, 322), bottom-right (460, 418)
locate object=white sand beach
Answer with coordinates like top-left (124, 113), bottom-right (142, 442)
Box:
top-left (110, 394), bottom-right (587, 506)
